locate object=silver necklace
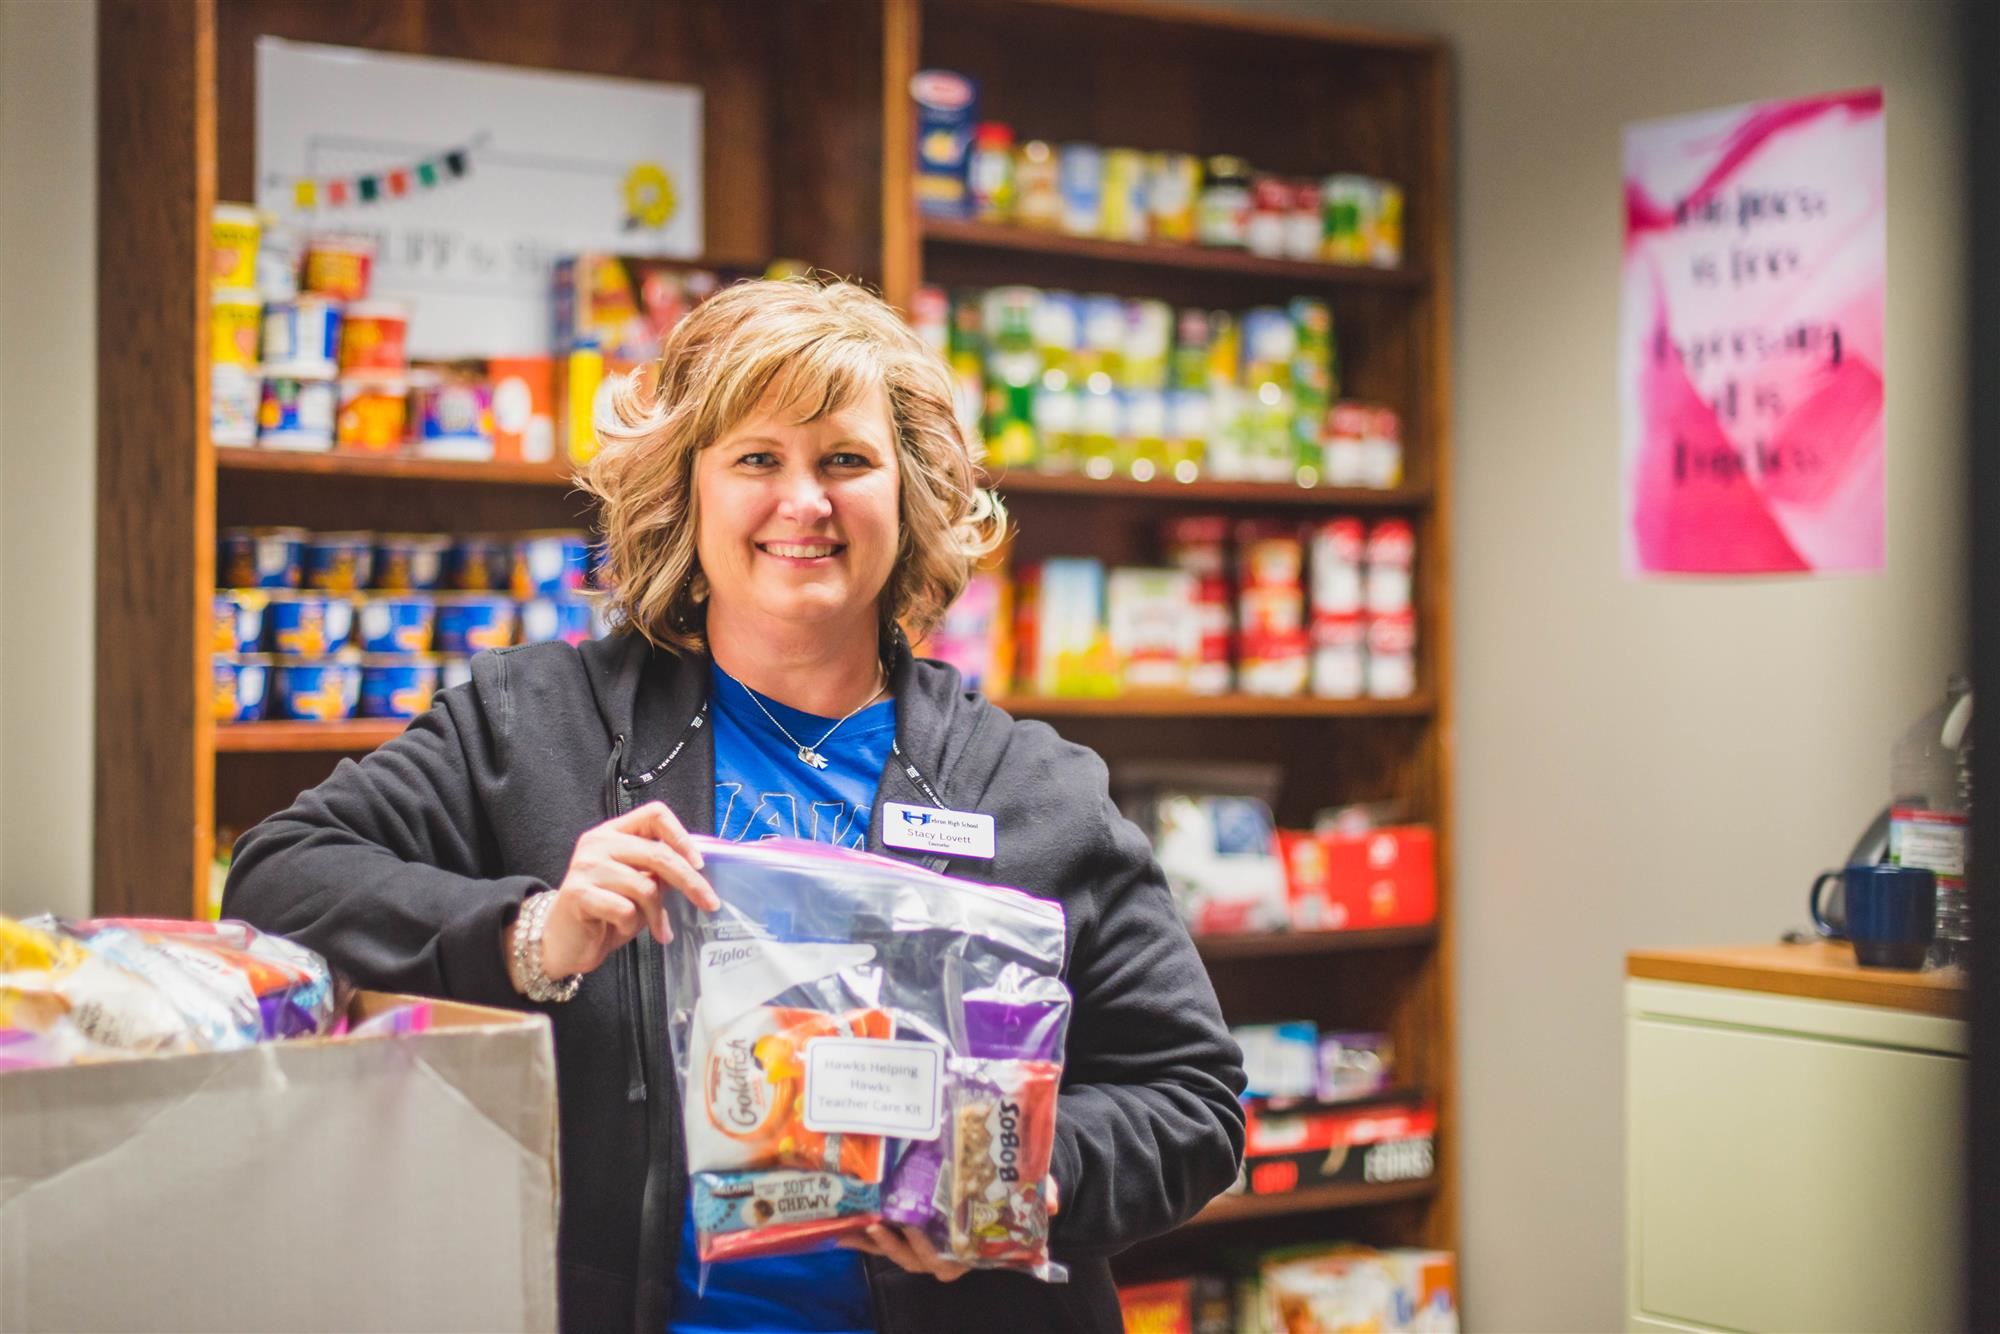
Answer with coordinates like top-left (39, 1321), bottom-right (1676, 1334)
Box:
top-left (733, 668), bottom-right (888, 770)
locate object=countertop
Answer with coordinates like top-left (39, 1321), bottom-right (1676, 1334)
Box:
top-left (1626, 940), bottom-right (1966, 1018)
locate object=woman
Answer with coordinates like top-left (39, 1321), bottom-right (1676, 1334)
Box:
top-left (225, 278), bottom-right (1245, 1334)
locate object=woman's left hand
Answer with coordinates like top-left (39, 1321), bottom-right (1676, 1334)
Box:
top-left (838, 1223), bottom-right (969, 1282)
top-left (837, 1176), bottom-right (1058, 1281)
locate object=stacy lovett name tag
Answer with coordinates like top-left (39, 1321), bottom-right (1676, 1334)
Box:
top-left (881, 802), bottom-right (996, 859)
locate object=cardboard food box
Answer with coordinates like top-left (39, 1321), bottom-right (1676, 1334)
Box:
top-left (1116, 1273), bottom-right (1234, 1334)
top-left (1284, 825), bottom-right (1437, 931)
top-left (1, 991), bottom-right (558, 1333)
top-left (1238, 1097), bottom-right (1436, 1197)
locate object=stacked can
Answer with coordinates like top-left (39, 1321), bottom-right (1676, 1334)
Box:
top-left (1234, 520), bottom-right (1309, 697)
top-left (1162, 517), bottom-right (1234, 696)
top-left (1364, 520), bottom-right (1417, 698)
top-left (1308, 518), bottom-right (1368, 699)
top-left (210, 205), bottom-right (266, 449)
top-left (1323, 175), bottom-right (1406, 268)
top-left (1323, 402), bottom-right (1404, 489)
top-left (213, 526), bottom-right (363, 721)
top-left (257, 233), bottom-right (379, 452)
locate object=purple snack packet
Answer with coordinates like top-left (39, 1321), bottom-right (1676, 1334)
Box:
top-left (882, 991), bottom-right (1068, 1231)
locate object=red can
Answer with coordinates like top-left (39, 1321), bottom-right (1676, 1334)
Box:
top-left (1247, 175), bottom-right (1292, 258)
top-left (1365, 519), bottom-right (1416, 614)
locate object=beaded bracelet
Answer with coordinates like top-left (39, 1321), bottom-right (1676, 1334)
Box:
top-left (510, 890), bottom-right (582, 1004)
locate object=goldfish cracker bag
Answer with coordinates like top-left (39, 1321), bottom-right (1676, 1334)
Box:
top-left (665, 837), bottom-right (1071, 1280)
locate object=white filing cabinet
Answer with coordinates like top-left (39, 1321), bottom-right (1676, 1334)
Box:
top-left (1626, 945), bottom-right (1966, 1334)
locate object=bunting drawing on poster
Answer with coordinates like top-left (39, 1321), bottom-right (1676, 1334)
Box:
top-left (257, 38), bottom-right (702, 359)
top-left (1620, 90), bottom-right (1885, 575)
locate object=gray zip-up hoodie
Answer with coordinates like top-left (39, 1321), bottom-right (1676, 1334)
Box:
top-left (224, 631), bottom-right (1246, 1333)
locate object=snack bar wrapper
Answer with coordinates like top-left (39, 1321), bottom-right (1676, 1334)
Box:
top-left (665, 837), bottom-right (1071, 1281)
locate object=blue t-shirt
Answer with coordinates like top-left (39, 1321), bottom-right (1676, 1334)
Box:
top-left (668, 663), bottom-right (896, 1334)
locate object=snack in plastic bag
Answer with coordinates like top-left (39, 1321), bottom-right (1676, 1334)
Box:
top-left (944, 1057), bottom-right (1062, 1269)
top-left (693, 1004), bottom-right (894, 1181)
top-left (691, 1170), bottom-right (882, 1263)
top-left (0, 915), bottom-right (199, 1065)
top-left (664, 836), bottom-right (1073, 1279)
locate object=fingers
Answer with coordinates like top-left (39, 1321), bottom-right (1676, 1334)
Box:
top-left (609, 801), bottom-right (706, 872)
top-left (598, 830), bottom-right (719, 912)
top-left (900, 1227), bottom-right (969, 1282)
top-left (854, 1224), bottom-right (967, 1281)
top-left (570, 857), bottom-right (671, 944)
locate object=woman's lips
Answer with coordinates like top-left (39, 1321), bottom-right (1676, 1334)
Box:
top-left (756, 540), bottom-right (844, 564)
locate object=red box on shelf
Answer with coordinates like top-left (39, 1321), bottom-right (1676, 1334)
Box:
top-left (1282, 825), bottom-right (1436, 931)
top-left (1239, 1098), bottom-right (1436, 1196)
top-left (1115, 1275), bottom-right (1233, 1334)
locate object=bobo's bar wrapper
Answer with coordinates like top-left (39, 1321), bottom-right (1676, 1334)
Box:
top-left (663, 836), bottom-right (1072, 1280)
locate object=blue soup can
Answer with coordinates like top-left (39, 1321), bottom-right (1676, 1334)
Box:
top-left (213, 591), bottom-right (269, 654)
top-left (358, 655), bottom-right (441, 719)
top-left (433, 594), bottom-right (517, 654)
top-left (519, 594), bottom-right (595, 646)
top-left (218, 526), bottom-right (307, 590)
top-left (511, 531), bottom-right (593, 599)
top-left (446, 534), bottom-right (514, 592)
top-left (358, 595), bottom-right (436, 654)
top-left (213, 654), bottom-right (272, 723)
top-left (275, 658), bottom-right (363, 722)
top-left (373, 533), bottom-right (452, 592)
top-left (267, 592), bottom-right (356, 658)
top-left (304, 531), bottom-right (375, 592)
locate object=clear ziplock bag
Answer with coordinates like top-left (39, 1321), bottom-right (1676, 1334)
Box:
top-left (664, 836), bottom-right (1071, 1281)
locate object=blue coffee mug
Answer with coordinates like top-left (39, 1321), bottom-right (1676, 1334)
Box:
top-left (1810, 863), bottom-right (1936, 969)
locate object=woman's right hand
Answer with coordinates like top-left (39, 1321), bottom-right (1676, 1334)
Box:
top-left (530, 802), bottom-right (721, 978)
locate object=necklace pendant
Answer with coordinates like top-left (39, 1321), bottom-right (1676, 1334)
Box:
top-left (797, 745), bottom-right (829, 770)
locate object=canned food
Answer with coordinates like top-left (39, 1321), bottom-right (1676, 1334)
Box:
top-left (258, 376), bottom-right (337, 451)
top-left (1197, 155), bottom-right (1252, 248)
top-left (1364, 519), bottom-right (1416, 614)
top-left (1322, 174), bottom-right (1373, 265)
top-left (1015, 139), bottom-right (1062, 230)
top-left (212, 591), bottom-right (270, 654)
top-left (1372, 182), bottom-right (1405, 268)
top-left (1310, 518), bottom-right (1366, 617)
top-left (275, 657), bottom-right (364, 722)
top-left (339, 301), bottom-right (409, 374)
top-left (304, 532), bottom-right (375, 592)
top-left (211, 365), bottom-right (261, 448)
top-left (373, 533), bottom-right (452, 591)
top-left (213, 654), bottom-right (273, 723)
top-left (358, 595), bottom-right (437, 654)
top-left (1287, 180), bottom-right (1324, 262)
top-left (417, 371), bottom-right (494, 452)
top-left (1101, 149), bottom-right (1150, 243)
top-left (433, 594), bottom-right (518, 654)
top-left (969, 121), bottom-right (1016, 223)
top-left (1247, 176), bottom-right (1290, 258)
top-left (1310, 615), bottom-right (1366, 700)
top-left (358, 655), bottom-right (441, 720)
top-left (1058, 143), bottom-right (1105, 237)
top-left (267, 591), bottom-right (357, 658)
top-left (1365, 610), bottom-right (1416, 699)
top-left (210, 204), bottom-right (261, 291)
top-left (336, 378), bottom-right (410, 453)
top-left (519, 594), bottom-right (596, 646)
top-left (302, 233), bottom-right (374, 302)
top-left (446, 535), bottom-right (513, 592)
top-left (261, 296), bottom-right (342, 376)
top-left (1147, 153), bottom-right (1201, 244)
top-left (511, 531), bottom-right (593, 600)
top-left (212, 289), bottom-right (263, 369)
top-left (218, 526), bottom-right (307, 589)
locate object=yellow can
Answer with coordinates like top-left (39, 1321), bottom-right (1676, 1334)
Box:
top-left (212, 289), bottom-right (263, 369)
top-left (566, 343), bottom-right (606, 467)
top-left (211, 203), bottom-right (261, 291)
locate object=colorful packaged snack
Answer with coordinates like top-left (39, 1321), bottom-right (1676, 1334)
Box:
top-left (944, 1057), bottom-right (1062, 1270)
top-left (691, 1004), bottom-right (894, 1182)
top-left (690, 1170), bottom-right (881, 1263)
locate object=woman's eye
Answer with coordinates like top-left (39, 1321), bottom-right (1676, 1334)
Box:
top-left (736, 451), bottom-right (777, 468)
top-left (826, 452), bottom-right (872, 470)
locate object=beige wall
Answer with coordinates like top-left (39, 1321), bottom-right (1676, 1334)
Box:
top-left (1211, 0), bottom-right (1967, 1327)
top-left (0, 0), bottom-right (96, 920)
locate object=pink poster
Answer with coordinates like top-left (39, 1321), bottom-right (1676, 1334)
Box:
top-left (1621, 90), bottom-right (1885, 575)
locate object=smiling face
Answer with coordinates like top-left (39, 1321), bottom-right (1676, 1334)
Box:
top-left (693, 381), bottom-right (902, 646)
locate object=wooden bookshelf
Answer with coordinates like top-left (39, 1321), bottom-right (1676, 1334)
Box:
top-left (1195, 926), bottom-right (1436, 961)
top-left (99, 0), bottom-right (1457, 1271)
top-left (216, 446), bottom-right (575, 487)
top-left (921, 216), bottom-right (1426, 288)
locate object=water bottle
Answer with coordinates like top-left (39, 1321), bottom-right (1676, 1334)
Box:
top-left (1888, 675), bottom-right (1973, 969)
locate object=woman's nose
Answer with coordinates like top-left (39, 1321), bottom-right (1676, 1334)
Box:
top-left (775, 466), bottom-right (833, 522)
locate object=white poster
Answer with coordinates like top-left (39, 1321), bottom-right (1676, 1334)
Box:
top-left (256, 39), bottom-right (702, 357)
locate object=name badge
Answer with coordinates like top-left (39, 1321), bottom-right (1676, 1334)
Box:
top-left (882, 802), bottom-right (996, 860)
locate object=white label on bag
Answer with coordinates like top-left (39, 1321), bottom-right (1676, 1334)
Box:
top-left (697, 939), bottom-right (878, 1015)
top-left (881, 803), bottom-right (996, 859)
top-left (802, 1037), bottom-right (944, 1139)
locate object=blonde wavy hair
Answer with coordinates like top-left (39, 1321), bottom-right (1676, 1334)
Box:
top-left (582, 276), bottom-right (1007, 655)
